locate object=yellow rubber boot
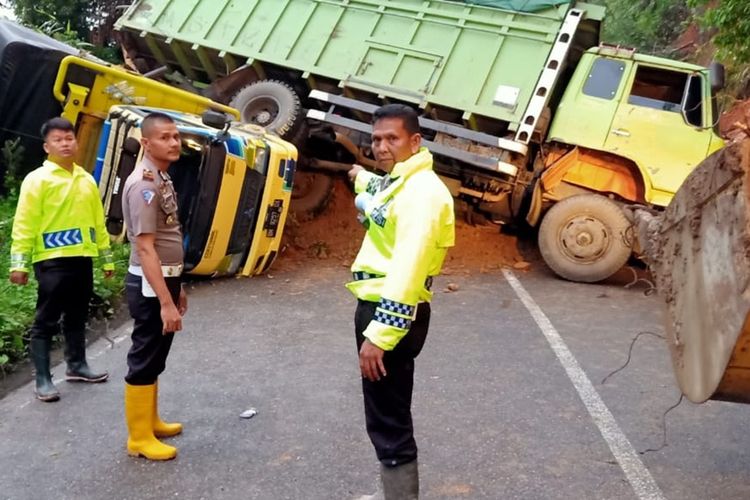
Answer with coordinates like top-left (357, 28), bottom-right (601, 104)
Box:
top-left (124, 383), bottom-right (177, 460)
top-left (153, 380), bottom-right (183, 438)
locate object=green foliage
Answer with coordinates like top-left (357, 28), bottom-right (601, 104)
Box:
top-left (36, 15), bottom-right (93, 50)
top-left (0, 193), bottom-right (37, 368)
top-left (598, 0), bottom-right (690, 57)
top-left (2, 137), bottom-right (25, 194)
top-left (689, 0), bottom-right (750, 64)
top-left (9, 0), bottom-right (85, 36)
top-left (90, 45), bottom-right (122, 64)
top-left (90, 242), bottom-right (130, 320)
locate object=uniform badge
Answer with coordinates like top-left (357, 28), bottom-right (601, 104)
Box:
top-left (370, 199), bottom-right (393, 228)
top-left (142, 169), bottom-right (155, 181)
top-left (142, 189), bottom-right (156, 205)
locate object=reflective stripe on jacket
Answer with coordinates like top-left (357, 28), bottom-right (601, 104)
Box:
top-left (346, 148), bottom-right (455, 350)
top-left (10, 160), bottom-right (114, 273)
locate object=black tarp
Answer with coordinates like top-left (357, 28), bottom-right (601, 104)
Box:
top-left (0, 20), bottom-right (77, 185)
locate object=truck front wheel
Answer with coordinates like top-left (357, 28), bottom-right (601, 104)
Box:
top-left (538, 194), bottom-right (633, 283)
top-left (229, 80), bottom-right (302, 139)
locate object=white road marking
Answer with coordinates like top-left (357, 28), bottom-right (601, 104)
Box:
top-left (502, 269), bottom-right (665, 500)
top-left (88, 333), bottom-right (129, 360)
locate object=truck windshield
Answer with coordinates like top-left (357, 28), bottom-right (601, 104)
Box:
top-left (168, 133), bottom-right (208, 226)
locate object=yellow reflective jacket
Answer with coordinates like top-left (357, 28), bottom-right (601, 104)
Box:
top-left (10, 160), bottom-right (114, 273)
top-left (346, 148), bottom-right (455, 350)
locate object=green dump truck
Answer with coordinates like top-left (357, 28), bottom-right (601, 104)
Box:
top-left (114, 0), bottom-right (725, 282)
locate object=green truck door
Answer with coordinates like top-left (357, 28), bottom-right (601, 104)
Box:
top-left (604, 64), bottom-right (713, 205)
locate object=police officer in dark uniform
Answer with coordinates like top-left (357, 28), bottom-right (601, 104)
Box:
top-left (121, 112), bottom-right (187, 461)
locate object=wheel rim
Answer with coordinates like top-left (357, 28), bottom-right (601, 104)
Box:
top-left (241, 96), bottom-right (280, 127)
top-left (557, 215), bottom-right (611, 263)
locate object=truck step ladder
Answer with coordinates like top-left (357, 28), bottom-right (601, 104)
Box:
top-left (515, 9), bottom-right (584, 144)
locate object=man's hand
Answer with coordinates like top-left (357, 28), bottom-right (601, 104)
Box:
top-left (348, 164), bottom-right (364, 183)
top-left (103, 270), bottom-right (114, 279)
top-left (178, 287), bottom-right (188, 316)
top-left (161, 302), bottom-right (182, 334)
top-left (9, 271), bottom-right (28, 286)
top-left (359, 339), bottom-right (386, 381)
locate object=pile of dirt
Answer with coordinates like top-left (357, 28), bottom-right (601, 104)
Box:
top-left (720, 98), bottom-right (750, 143)
top-left (276, 178), bottom-right (365, 272)
top-left (275, 177), bottom-right (529, 275)
top-left (443, 219), bottom-right (528, 276)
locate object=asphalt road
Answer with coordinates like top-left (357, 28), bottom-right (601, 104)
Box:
top-left (1, 263), bottom-right (749, 500)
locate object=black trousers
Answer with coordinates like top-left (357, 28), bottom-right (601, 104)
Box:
top-left (355, 299), bottom-right (431, 467)
top-left (30, 257), bottom-right (93, 342)
top-left (124, 273), bottom-right (181, 385)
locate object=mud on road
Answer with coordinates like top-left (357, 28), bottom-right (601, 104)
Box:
top-left (280, 177), bottom-right (533, 278)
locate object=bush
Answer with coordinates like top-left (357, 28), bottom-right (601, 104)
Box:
top-left (0, 193), bottom-right (36, 368)
top-left (689, 0), bottom-right (750, 64)
top-left (599, 0), bottom-right (690, 57)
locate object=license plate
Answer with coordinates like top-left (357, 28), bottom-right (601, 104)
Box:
top-left (263, 200), bottom-right (283, 237)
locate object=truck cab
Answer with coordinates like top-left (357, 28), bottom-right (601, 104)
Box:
top-left (98, 106), bottom-right (297, 277)
top-left (547, 45), bottom-right (724, 207)
top-left (49, 55), bottom-right (297, 277)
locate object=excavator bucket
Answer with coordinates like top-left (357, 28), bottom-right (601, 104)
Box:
top-left (634, 140), bottom-right (750, 404)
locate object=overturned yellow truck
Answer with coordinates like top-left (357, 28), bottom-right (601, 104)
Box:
top-left (53, 56), bottom-right (297, 277)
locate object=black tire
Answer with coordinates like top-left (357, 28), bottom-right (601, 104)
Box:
top-left (290, 170), bottom-right (334, 219)
top-left (229, 80), bottom-right (302, 139)
top-left (538, 194), bottom-right (633, 283)
top-left (285, 118), bottom-right (310, 150)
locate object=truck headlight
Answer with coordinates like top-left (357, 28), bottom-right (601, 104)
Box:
top-left (254, 145), bottom-right (268, 174)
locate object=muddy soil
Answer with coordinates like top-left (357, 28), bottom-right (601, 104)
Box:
top-left (277, 178), bottom-right (531, 277)
top-left (720, 99), bottom-right (750, 144)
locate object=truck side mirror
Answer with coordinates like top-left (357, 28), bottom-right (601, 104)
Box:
top-left (202, 110), bottom-right (231, 129)
top-left (202, 110), bottom-right (232, 143)
top-left (710, 62), bottom-right (725, 92)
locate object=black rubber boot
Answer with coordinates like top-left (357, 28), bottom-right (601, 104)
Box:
top-left (30, 337), bottom-right (60, 402)
top-left (64, 329), bottom-right (108, 383)
top-left (381, 459), bottom-right (419, 500)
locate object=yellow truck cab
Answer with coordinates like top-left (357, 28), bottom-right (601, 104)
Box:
top-left (51, 55), bottom-right (296, 277)
top-left (99, 106), bottom-right (296, 277)
top-left (546, 45), bottom-right (725, 208)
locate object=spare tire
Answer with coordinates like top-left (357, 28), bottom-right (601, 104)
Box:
top-left (229, 80), bottom-right (302, 139)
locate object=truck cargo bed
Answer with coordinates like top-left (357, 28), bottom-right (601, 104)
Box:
top-left (116, 0), bottom-right (602, 134)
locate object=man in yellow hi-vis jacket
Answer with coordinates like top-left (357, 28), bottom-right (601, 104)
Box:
top-left (9, 117), bottom-right (114, 402)
top-left (347, 104), bottom-right (455, 499)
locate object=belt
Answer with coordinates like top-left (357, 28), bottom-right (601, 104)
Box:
top-left (129, 264), bottom-right (183, 277)
top-left (352, 271), bottom-right (433, 290)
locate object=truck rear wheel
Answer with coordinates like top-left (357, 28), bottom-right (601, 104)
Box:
top-left (229, 80), bottom-right (302, 139)
top-left (538, 194), bottom-right (633, 283)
